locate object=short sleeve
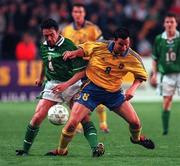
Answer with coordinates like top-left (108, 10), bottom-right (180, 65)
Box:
top-left (78, 42), bottom-right (97, 58)
top-left (152, 36), bottom-right (160, 61)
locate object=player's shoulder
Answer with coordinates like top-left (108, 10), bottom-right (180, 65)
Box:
top-left (128, 48), bottom-right (142, 60)
top-left (63, 23), bottom-right (73, 29)
top-left (92, 41), bottom-right (108, 48)
top-left (62, 37), bottom-right (74, 45)
top-left (128, 48), bottom-right (146, 69)
top-left (175, 30), bottom-right (180, 40)
top-left (156, 33), bottom-right (163, 40)
top-left (153, 33), bottom-right (164, 45)
top-left (85, 21), bottom-right (100, 29)
top-left (81, 41), bottom-right (108, 51)
top-left (63, 37), bottom-right (74, 44)
top-left (62, 37), bottom-right (77, 50)
top-left (85, 20), bottom-right (95, 26)
top-left (62, 23), bottom-right (73, 33)
top-left (40, 41), bottom-right (48, 49)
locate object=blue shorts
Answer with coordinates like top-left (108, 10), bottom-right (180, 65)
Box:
top-left (75, 81), bottom-right (125, 111)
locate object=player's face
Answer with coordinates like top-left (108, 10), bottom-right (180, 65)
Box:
top-left (164, 17), bottom-right (177, 33)
top-left (113, 37), bottom-right (130, 54)
top-left (42, 28), bottom-right (59, 47)
top-left (72, 6), bottom-right (86, 24)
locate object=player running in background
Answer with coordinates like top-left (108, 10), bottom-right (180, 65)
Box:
top-left (16, 18), bottom-right (104, 157)
top-left (150, 13), bottom-right (180, 135)
top-left (46, 27), bottom-right (155, 156)
top-left (62, 3), bottom-right (109, 133)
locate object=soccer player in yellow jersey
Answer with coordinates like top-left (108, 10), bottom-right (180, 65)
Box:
top-left (62, 3), bottom-right (102, 45)
top-left (47, 27), bottom-right (155, 156)
top-left (62, 3), bottom-right (109, 133)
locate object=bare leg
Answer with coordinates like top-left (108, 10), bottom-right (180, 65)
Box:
top-left (114, 100), bottom-right (141, 129)
top-left (31, 99), bottom-right (57, 126)
top-left (113, 100), bottom-right (155, 149)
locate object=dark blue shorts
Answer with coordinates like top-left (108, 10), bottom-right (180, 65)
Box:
top-left (75, 81), bottom-right (125, 111)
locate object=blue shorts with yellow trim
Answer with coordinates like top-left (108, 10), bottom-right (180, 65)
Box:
top-left (75, 81), bottom-right (125, 111)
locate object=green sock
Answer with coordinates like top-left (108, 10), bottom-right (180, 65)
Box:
top-left (23, 124), bottom-right (39, 152)
top-left (82, 121), bottom-right (98, 150)
top-left (162, 110), bottom-right (170, 134)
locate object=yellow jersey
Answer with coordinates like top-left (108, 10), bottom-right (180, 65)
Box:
top-left (79, 41), bottom-right (148, 92)
top-left (62, 21), bottom-right (102, 45)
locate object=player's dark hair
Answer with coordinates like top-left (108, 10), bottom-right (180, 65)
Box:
top-left (40, 18), bottom-right (59, 31)
top-left (114, 27), bottom-right (130, 40)
top-left (164, 13), bottom-right (177, 22)
top-left (72, 3), bottom-right (86, 11)
top-left (165, 13), bottom-right (176, 19)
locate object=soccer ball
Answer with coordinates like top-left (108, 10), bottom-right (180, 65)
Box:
top-left (48, 104), bottom-right (69, 125)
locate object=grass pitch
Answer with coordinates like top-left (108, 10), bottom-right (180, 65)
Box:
top-left (0, 101), bottom-right (180, 166)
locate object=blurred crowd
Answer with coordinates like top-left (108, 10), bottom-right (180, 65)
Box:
top-left (0, 0), bottom-right (179, 60)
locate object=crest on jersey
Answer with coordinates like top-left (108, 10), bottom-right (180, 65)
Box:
top-left (48, 55), bottom-right (51, 61)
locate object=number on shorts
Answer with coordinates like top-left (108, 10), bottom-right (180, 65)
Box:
top-left (82, 93), bottom-right (89, 101)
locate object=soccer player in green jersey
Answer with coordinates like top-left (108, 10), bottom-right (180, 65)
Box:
top-left (16, 18), bottom-right (103, 156)
top-left (150, 13), bottom-right (180, 135)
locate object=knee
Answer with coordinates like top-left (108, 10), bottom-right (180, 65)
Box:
top-left (163, 97), bottom-right (173, 110)
top-left (64, 119), bottom-right (79, 133)
top-left (31, 112), bottom-right (45, 126)
top-left (81, 114), bottom-right (91, 123)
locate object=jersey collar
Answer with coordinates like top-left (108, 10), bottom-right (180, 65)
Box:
top-left (107, 41), bottom-right (129, 57)
top-left (55, 35), bottom-right (65, 46)
top-left (107, 41), bottom-right (115, 52)
top-left (72, 21), bottom-right (86, 30)
top-left (162, 30), bottom-right (180, 39)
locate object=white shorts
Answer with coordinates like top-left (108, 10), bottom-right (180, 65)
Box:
top-left (157, 73), bottom-right (180, 96)
top-left (40, 80), bottom-right (82, 103)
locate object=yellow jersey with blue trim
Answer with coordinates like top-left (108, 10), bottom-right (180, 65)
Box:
top-left (62, 21), bottom-right (102, 45)
top-left (79, 41), bottom-right (148, 92)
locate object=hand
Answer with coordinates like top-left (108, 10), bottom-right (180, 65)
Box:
top-left (124, 89), bottom-right (134, 101)
top-left (150, 72), bottom-right (157, 88)
top-left (52, 83), bottom-right (69, 94)
top-left (35, 78), bottom-right (43, 87)
top-left (63, 51), bottom-right (76, 61)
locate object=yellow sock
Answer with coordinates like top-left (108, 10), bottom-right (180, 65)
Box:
top-left (129, 126), bottom-right (142, 142)
top-left (58, 128), bottom-right (75, 151)
top-left (96, 104), bottom-right (107, 128)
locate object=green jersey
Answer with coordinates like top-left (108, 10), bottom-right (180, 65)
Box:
top-left (152, 31), bottom-right (180, 74)
top-left (40, 36), bottom-right (87, 81)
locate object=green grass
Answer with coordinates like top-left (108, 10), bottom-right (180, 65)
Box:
top-left (0, 101), bottom-right (180, 166)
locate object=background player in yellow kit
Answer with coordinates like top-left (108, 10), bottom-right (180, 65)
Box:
top-left (62, 3), bottom-right (109, 133)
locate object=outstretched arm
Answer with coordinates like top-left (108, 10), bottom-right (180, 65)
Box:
top-left (63, 48), bottom-right (85, 61)
top-left (125, 79), bottom-right (143, 101)
top-left (52, 70), bottom-right (86, 94)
